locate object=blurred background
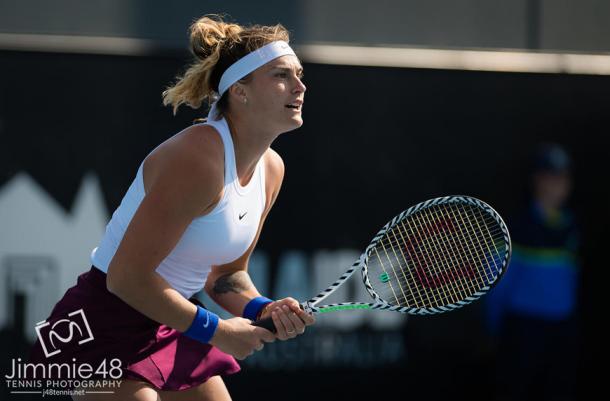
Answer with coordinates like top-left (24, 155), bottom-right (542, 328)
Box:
top-left (1, 1), bottom-right (608, 400)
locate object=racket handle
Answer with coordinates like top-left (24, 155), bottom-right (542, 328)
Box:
top-left (252, 317), bottom-right (277, 333)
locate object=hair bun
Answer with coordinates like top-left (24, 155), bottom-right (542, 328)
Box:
top-left (163, 15), bottom-right (289, 115)
top-left (190, 15), bottom-right (243, 60)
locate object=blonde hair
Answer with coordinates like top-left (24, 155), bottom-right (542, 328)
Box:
top-left (163, 15), bottom-right (290, 115)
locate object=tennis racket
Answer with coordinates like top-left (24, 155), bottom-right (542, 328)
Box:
top-left (253, 195), bottom-right (511, 333)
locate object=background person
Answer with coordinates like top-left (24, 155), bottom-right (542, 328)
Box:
top-left (486, 143), bottom-right (581, 401)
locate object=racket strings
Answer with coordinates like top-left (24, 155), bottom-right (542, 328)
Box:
top-left (412, 204), bottom-right (504, 297)
top-left (408, 203), bottom-right (504, 304)
top-left (380, 215), bottom-right (451, 308)
top-left (400, 216), bottom-right (449, 306)
top-left (410, 207), bottom-right (480, 305)
top-left (377, 211), bottom-right (505, 265)
top-left (375, 229), bottom-right (424, 308)
top-left (436, 203), bottom-right (499, 298)
top-left (388, 226), bottom-right (426, 305)
top-left (369, 202), bottom-right (507, 308)
top-left (453, 203), bottom-right (503, 282)
top-left (421, 205), bottom-right (489, 301)
top-left (468, 203), bottom-right (504, 273)
top-left (373, 246), bottom-right (404, 306)
top-left (434, 205), bottom-right (490, 290)
top-left (384, 223), bottom-right (494, 306)
top-left (399, 209), bottom-right (482, 307)
top-left (378, 215), bottom-right (504, 254)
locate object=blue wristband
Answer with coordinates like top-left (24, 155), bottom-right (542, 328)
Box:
top-left (243, 296), bottom-right (273, 321)
top-left (183, 306), bottom-right (219, 344)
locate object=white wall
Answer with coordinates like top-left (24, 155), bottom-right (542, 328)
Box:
top-left (0, 172), bottom-right (108, 341)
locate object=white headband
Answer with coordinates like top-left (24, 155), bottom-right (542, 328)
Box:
top-left (217, 40), bottom-right (296, 96)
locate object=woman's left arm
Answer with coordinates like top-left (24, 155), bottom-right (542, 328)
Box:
top-left (204, 149), bottom-right (314, 340)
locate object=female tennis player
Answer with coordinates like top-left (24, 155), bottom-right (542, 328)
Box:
top-left (29, 15), bottom-right (313, 400)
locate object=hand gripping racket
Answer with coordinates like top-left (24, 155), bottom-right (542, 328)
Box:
top-left (253, 195), bottom-right (511, 332)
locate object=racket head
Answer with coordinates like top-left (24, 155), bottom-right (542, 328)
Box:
top-left (361, 195), bottom-right (511, 315)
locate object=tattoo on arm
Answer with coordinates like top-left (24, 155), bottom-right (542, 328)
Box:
top-left (213, 271), bottom-right (255, 294)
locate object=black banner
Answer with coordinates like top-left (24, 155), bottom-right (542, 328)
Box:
top-left (1, 50), bottom-right (606, 400)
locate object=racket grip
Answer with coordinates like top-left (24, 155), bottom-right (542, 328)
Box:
top-left (252, 317), bottom-right (277, 333)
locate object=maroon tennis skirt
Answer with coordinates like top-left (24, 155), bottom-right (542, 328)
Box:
top-left (28, 266), bottom-right (240, 391)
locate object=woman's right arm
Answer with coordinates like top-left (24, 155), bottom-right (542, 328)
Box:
top-left (106, 126), bottom-right (274, 359)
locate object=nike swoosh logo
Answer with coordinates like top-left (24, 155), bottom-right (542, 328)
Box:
top-left (239, 212), bottom-right (247, 220)
top-left (202, 311), bottom-right (210, 328)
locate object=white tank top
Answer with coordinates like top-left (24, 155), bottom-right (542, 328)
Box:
top-left (90, 117), bottom-right (266, 299)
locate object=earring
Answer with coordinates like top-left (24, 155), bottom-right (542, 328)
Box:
top-left (243, 97), bottom-right (248, 104)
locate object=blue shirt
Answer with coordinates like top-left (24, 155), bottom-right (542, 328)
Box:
top-left (486, 202), bottom-right (579, 332)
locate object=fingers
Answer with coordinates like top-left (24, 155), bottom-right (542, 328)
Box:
top-left (278, 305), bottom-right (300, 336)
top-left (281, 301), bottom-right (314, 326)
top-left (271, 309), bottom-right (288, 339)
top-left (272, 305), bottom-right (307, 340)
top-left (271, 298), bottom-right (302, 312)
top-left (283, 297), bottom-right (302, 311)
top-left (254, 326), bottom-right (276, 343)
top-left (282, 298), bottom-right (302, 313)
top-left (285, 306), bottom-right (306, 334)
top-left (295, 308), bottom-right (316, 326)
